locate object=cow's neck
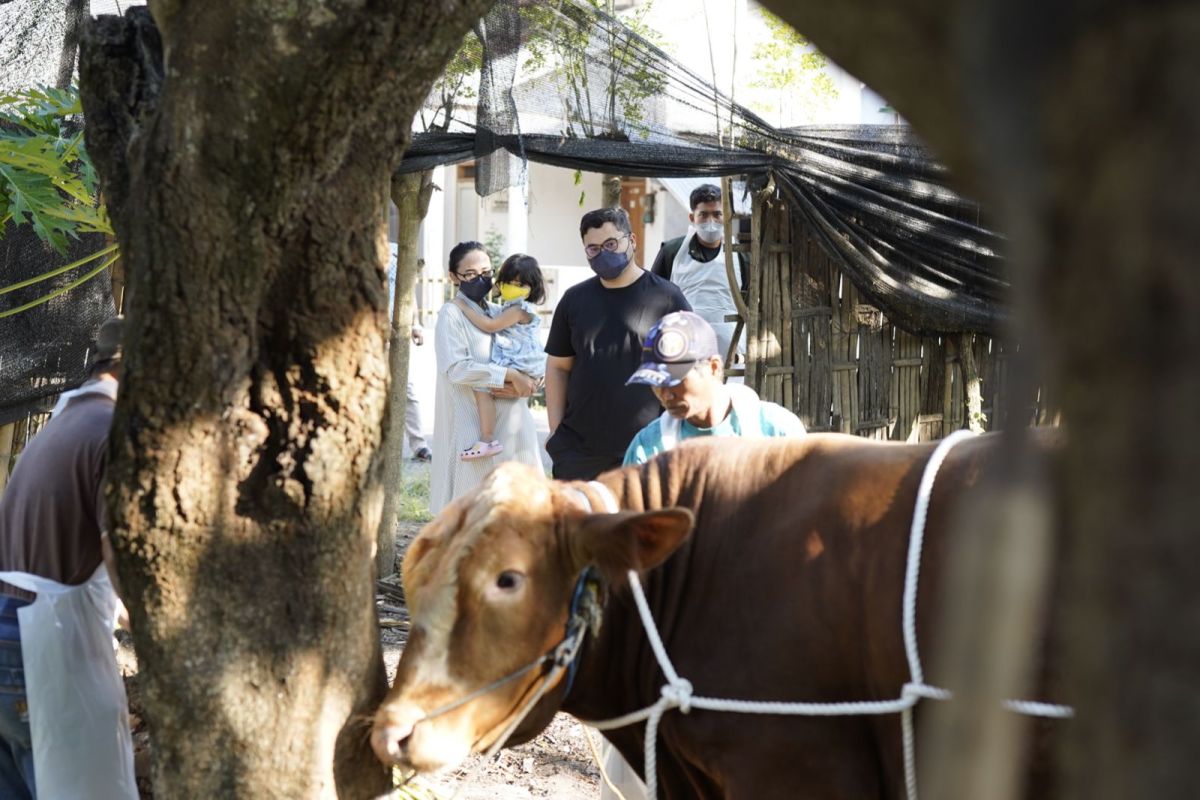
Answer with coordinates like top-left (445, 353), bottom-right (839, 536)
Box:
top-left (560, 459), bottom-right (706, 726)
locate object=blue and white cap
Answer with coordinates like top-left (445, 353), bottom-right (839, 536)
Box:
top-left (626, 311), bottom-right (720, 388)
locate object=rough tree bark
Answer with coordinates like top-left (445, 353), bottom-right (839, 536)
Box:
top-left (78, 2), bottom-right (490, 797)
top-left (759, 0), bottom-right (1200, 797)
top-left (54, 0), bottom-right (86, 89)
top-left (375, 169), bottom-right (436, 578)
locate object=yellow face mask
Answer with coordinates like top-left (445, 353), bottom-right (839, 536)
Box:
top-left (498, 282), bottom-right (531, 303)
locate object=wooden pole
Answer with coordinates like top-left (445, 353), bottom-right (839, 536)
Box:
top-left (0, 422), bottom-right (16, 494)
top-left (720, 176), bottom-right (751, 366)
top-left (746, 179), bottom-right (767, 391)
top-left (961, 333), bottom-right (986, 433)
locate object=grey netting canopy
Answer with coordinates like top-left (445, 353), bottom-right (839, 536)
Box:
top-left (0, 0), bottom-right (1006, 424)
top-left (400, 0), bottom-right (1006, 335)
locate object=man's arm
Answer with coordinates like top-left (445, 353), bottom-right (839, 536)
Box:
top-left (672, 283), bottom-right (693, 313)
top-left (545, 355), bottom-right (573, 434)
top-left (649, 242), bottom-right (671, 279)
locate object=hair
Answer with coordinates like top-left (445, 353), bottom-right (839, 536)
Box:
top-left (497, 253), bottom-right (546, 304)
top-left (448, 240), bottom-right (488, 274)
top-left (579, 206), bottom-right (632, 238)
top-left (689, 183), bottom-right (722, 211)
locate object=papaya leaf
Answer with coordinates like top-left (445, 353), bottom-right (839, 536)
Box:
top-left (0, 86), bottom-right (112, 254)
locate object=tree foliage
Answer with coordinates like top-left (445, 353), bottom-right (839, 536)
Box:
top-left (0, 85), bottom-right (110, 253)
top-left (748, 9), bottom-right (836, 127)
top-left (521, 0), bottom-right (667, 139)
top-left (419, 31), bottom-right (483, 134)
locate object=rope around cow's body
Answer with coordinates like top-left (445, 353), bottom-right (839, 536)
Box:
top-left (578, 431), bottom-right (1074, 800)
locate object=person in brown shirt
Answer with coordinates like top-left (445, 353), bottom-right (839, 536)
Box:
top-left (0, 316), bottom-right (123, 799)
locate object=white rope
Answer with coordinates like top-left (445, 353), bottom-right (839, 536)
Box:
top-left (903, 430), bottom-right (976, 687)
top-left (1002, 699), bottom-right (1075, 719)
top-left (577, 437), bottom-right (1074, 800)
top-left (896, 429), bottom-right (975, 800)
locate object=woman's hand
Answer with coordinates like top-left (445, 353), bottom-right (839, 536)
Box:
top-left (493, 368), bottom-right (536, 398)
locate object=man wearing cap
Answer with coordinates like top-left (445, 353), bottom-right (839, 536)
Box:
top-left (623, 311), bottom-right (806, 465)
top-left (0, 316), bottom-right (136, 799)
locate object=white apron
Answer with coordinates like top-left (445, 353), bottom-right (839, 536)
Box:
top-left (0, 566), bottom-right (136, 800)
top-left (670, 231), bottom-right (744, 361)
top-left (0, 377), bottom-right (136, 799)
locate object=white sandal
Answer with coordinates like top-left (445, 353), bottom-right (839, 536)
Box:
top-left (461, 440), bottom-right (504, 461)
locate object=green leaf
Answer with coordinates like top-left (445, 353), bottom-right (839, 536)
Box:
top-left (0, 86), bottom-right (112, 252)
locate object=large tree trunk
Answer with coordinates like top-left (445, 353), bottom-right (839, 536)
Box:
top-left (375, 169), bottom-right (436, 578)
top-left (759, 1), bottom-right (1200, 797)
top-left (78, 2), bottom-right (489, 797)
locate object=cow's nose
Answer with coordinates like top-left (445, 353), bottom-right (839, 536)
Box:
top-left (371, 721), bottom-right (414, 764)
top-left (371, 705), bottom-right (423, 765)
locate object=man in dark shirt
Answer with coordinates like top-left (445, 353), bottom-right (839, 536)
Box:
top-left (0, 317), bottom-right (125, 799)
top-left (544, 207), bottom-right (691, 480)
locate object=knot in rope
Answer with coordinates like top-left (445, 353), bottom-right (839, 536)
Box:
top-left (902, 681), bottom-right (952, 704)
top-left (660, 678), bottom-right (694, 714)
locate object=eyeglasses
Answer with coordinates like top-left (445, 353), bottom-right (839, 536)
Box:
top-left (583, 235), bottom-right (631, 259)
top-left (456, 268), bottom-right (493, 281)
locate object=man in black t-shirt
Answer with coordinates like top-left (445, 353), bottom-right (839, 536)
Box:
top-left (544, 207), bottom-right (691, 480)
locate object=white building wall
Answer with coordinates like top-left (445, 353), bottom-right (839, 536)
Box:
top-left (524, 161), bottom-right (603, 268)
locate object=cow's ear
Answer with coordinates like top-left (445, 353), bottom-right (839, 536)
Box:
top-left (401, 497), bottom-right (468, 590)
top-left (572, 509), bottom-right (694, 584)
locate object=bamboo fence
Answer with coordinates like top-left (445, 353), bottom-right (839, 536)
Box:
top-left (741, 190), bottom-right (1048, 440)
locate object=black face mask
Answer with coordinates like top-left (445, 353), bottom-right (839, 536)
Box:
top-left (458, 274), bottom-right (493, 303)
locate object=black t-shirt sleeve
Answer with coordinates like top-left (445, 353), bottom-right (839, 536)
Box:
top-left (545, 289), bottom-right (575, 357)
top-left (670, 282), bottom-right (692, 313)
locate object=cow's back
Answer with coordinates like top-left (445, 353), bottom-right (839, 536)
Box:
top-left (587, 433), bottom-right (1040, 798)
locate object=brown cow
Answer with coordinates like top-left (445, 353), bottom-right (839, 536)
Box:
top-left (372, 434), bottom-right (1058, 798)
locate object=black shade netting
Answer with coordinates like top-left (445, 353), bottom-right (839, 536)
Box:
top-left (399, 0), bottom-right (1008, 335)
top-left (0, 228), bottom-right (115, 426)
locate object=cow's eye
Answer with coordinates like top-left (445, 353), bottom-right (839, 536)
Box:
top-left (495, 570), bottom-right (525, 592)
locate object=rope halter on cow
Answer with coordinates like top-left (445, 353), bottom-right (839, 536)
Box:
top-left (414, 565), bottom-right (604, 762)
top-left (573, 434), bottom-right (1073, 800)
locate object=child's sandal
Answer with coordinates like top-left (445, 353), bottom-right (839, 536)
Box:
top-left (461, 440), bottom-right (504, 461)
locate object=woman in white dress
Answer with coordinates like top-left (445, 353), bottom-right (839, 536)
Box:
top-left (429, 242), bottom-right (543, 514)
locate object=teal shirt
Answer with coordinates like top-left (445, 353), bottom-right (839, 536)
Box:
top-left (622, 399), bottom-right (806, 466)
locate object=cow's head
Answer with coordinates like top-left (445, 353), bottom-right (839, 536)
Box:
top-left (371, 462), bottom-right (693, 773)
